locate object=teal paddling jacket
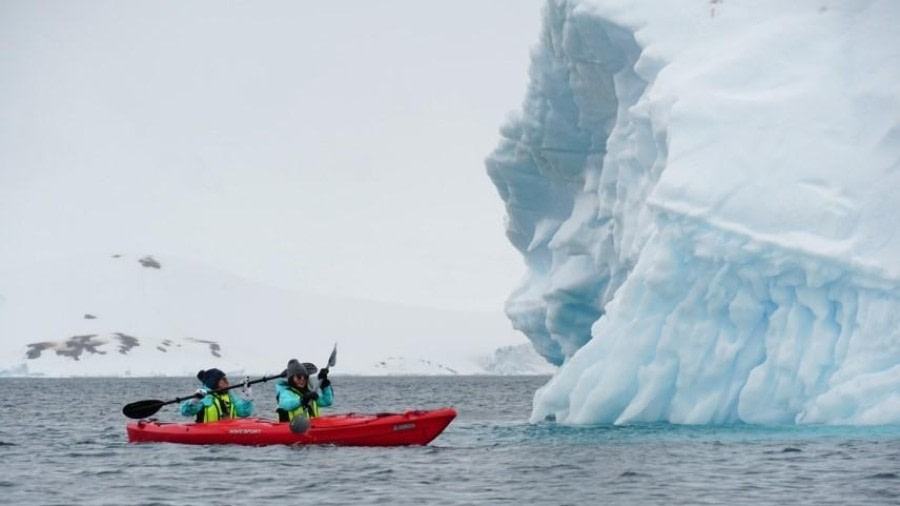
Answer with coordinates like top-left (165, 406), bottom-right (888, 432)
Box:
top-left (179, 386), bottom-right (253, 421)
top-left (275, 379), bottom-right (333, 418)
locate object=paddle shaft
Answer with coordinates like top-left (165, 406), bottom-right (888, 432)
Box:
top-left (125, 346), bottom-right (336, 420)
top-left (123, 372), bottom-right (285, 419)
top-left (312, 344), bottom-right (338, 393)
top-left (182, 372), bottom-right (285, 403)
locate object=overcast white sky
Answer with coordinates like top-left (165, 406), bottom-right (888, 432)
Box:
top-left (0, 0), bottom-right (545, 311)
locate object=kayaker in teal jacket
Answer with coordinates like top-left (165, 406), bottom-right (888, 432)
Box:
top-left (275, 358), bottom-right (333, 422)
top-left (179, 368), bottom-right (253, 423)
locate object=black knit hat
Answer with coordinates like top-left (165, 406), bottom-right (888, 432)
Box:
top-left (198, 368), bottom-right (226, 390)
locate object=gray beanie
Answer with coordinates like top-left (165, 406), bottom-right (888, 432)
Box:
top-left (285, 359), bottom-right (309, 380)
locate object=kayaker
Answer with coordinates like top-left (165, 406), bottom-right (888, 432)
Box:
top-left (179, 368), bottom-right (254, 423)
top-left (275, 358), bottom-right (333, 422)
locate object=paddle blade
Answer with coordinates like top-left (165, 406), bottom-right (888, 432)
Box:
top-left (289, 415), bottom-right (310, 434)
top-left (123, 399), bottom-right (165, 419)
top-left (327, 344), bottom-right (337, 368)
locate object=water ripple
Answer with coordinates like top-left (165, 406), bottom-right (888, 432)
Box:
top-left (3, 377), bottom-right (900, 505)
top-left (618, 471), bottom-right (650, 479)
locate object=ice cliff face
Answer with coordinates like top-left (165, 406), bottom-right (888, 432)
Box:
top-left (489, 0), bottom-right (900, 424)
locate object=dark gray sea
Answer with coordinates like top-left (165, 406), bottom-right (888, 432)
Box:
top-left (1, 376), bottom-right (899, 505)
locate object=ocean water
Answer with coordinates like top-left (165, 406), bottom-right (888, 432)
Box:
top-left (1, 376), bottom-right (899, 505)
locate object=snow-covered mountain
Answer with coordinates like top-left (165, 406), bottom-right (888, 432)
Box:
top-left (489, 0), bottom-right (900, 424)
top-left (0, 254), bottom-right (554, 377)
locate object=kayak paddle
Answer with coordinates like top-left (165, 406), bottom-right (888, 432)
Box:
top-left (290, 344), bottom-right (337, 434)
top-left (122, 371), bottom-right (286, 419)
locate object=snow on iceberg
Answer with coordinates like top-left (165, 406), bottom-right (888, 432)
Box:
top-left (488, 0), bottom-right (900, 424)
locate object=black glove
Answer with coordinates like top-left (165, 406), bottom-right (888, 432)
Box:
top-left (317, 368), bottom-right (329, 381)
top-left (302, 391), bottom-right (319, 403)
top-left (320, 378), bottom-right (331, 389)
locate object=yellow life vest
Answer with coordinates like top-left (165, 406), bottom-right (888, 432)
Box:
top-left (279, 386), bottom-right (320, 421)
top-left (196, 392), bottom-right (236, 423)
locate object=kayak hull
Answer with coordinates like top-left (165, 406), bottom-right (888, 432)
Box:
top-left (126, 408), bottom-right (456, 446)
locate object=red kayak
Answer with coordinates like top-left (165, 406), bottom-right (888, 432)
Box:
top-left (126, 408), bottom-right (457, 446)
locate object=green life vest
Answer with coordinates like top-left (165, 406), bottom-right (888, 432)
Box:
top-left (278, 386), bottom-right (320, 422)
top-left (196, 392), bottom-right (236, 423)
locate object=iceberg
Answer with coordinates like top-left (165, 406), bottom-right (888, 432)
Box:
top-left (488, 0), bottom-right (900, 424)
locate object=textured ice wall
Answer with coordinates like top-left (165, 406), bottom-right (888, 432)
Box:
top-left (487, 0), bottom-right (659, 365)
top-left (489, 0), bottom-right (900, 424)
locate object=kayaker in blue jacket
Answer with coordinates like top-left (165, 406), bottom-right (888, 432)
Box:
top-left (179, 368), bottom-right (253, 423)
top-left (275, 358), bottom-right (333, 422)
